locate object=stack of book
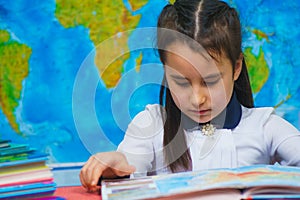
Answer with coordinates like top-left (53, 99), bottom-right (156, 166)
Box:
top-left (0, 139), bottom-right (58, 199)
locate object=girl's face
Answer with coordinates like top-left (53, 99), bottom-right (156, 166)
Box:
top-left (165, 43), bottom-right (242, 123)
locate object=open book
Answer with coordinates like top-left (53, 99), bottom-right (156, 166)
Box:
top-left (101, 165), bottom-right (300, 200)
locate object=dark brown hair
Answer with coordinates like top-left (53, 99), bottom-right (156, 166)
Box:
top-left (157, 0), bottom-right (254, 172)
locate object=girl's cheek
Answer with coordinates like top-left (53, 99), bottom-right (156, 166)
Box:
top-left (171, 91), bottom-right (187, 107)
top-left (211, 90), bottom-right (230, 110)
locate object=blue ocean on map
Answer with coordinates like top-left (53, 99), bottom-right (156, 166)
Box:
top-left (0, 0), bottom-right (299, 163)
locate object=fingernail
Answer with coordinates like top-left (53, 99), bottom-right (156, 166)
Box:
top-left (91, 181), bottom-right (95, 186)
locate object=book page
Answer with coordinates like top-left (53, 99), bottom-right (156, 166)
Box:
top-left (101, 169), bottom-right (243, 200)
top-left (101, 165), bottom-right (300, 200)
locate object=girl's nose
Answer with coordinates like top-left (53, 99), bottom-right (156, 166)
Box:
top-left (191, 86), bottom-right (207, 107)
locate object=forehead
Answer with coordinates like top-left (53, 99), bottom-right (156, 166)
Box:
top-left (164, 43), bottom-right (230, 78)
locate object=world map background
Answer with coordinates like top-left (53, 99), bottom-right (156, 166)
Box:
top-left (0, 0), bottom-right (299, 163)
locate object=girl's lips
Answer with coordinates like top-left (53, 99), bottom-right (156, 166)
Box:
top-left (191, 109), bottom-right (211, 115)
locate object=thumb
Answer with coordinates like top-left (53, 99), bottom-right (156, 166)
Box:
top-left (127, 164), bottom-right (136, 173)
top-left (113, 164), bottom-right (136, 177)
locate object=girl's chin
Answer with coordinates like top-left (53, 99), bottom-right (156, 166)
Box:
top-left (192, 116), bottom-right (212, 124)
top-left (186, 112), bottom-right (214, 123)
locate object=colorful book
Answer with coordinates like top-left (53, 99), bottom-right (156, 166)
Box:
top-left (0, 139), bottom-right (56, 199)
top-left (0, 160), bottom-right (49, 176)
top-left (0, 168), bottom-right (53, 185)
top-left (101, 165), bottom-right (300, 200)
top-left (0, 185), bottom-right (56, 199)
top-left (0, 178), bottom-right (54, 187)
top-left (0, 152), bottom-right (48, 165)
top-left (0, 143), bottom-right (32, 156)
top-left (0, 180), bottom-right (55, 193)
top-left (0, 139), bottom-right (11, 148)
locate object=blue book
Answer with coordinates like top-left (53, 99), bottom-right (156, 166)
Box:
top-left (0, 140), bottom-right (11, 148)
top-left (0, 181), bottom-right (56, 193)
top-left (0, 152), bottom-right (49, 168)
top-left (0, 185), bottom-right (56, 199)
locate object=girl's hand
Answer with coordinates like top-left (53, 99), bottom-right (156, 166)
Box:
top-left (79, 151), bottom-right (136, 192)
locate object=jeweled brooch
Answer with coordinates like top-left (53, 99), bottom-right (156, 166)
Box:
top-left (201, 124), bottom-right (216, 136)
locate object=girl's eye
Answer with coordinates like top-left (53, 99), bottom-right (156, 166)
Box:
top-left (175, 81), bottom-right (190, 87)
top-left (204, 79), bottom-right (219, 86)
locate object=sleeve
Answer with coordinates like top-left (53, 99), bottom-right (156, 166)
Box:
top-left (117, 105), bottom-right (163, 177)
top-left (264, 114), bottom-right (300, 166)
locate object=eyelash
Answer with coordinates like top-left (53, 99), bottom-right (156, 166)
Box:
top-left (175, 80), bottom-right (219, 87)
top-left (204, 80), bottom-right (219, 86)
top-left (175, 82), bottom-right (190, 87)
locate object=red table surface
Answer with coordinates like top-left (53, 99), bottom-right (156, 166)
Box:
top-left (54, 186), bottom-right (101, 200)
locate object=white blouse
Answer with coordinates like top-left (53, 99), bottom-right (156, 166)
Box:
top-left (117, 104), bottom-right (300, 177)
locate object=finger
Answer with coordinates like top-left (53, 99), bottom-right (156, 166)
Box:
top-left (88, 185), bottom-right (100, 193)
top-left (80, 156), bottom-right (103, 190)
top-left (79, 158), bottom-right (93, 189)
top-left (88, 157), bottom-right (105, 187)
top-left (79, 169), bottom-right (88, 189)
top-left (101, 152), bottom-right (136, 177)
top-left (127, 164), bottom-right (136, 173)
top-left (80, 170), bottom-right (100, 193)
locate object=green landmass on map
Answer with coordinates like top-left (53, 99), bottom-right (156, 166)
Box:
top-left (55, 1), bottom-right (142, 88)
top-left (244, 46), bottom-right (269, 94)
top-left (0, 30), bottom-right (31, 134)
top-left (244, 29), bottom-right (271, 94)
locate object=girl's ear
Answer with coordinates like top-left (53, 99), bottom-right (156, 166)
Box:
top-left (233, 53), bottom-right (243, 81)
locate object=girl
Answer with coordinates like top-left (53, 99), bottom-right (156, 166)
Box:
top-left (80, 0), bottom-right (300, 192)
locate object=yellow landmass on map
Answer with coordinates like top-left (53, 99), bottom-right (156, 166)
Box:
top-left (244, 46), bottom-right (269, 94)
top-left (55, 1), bottom-right (141, 88)
top-left (0, 30), bottom-right (31, 134)
top-left (274, 93), bottom-right (291, 109)
top-left (0, 30), bottom-right (10, 43)
top-left (128, 0), bottom-right (148, 11)
top-left (135, 52), bottom-right (143, 72)
top-left (252, 28), bottom-right (274, 42)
